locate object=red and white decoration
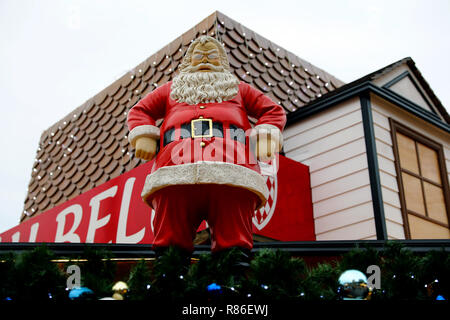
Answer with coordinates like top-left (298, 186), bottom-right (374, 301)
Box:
top-left (0, 155), bottom-right (315, 243)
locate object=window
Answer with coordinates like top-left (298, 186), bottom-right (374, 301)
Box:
top-left (390, 120), bottom-right (450, 239)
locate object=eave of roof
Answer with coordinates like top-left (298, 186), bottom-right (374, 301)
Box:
top-left (287, 57), bottom-right (450, 134)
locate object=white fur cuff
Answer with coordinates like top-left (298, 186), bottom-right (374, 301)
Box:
top-left (128, 125), bottom-right (160, 147)
top-left (250, 124), bottom-right (284, 151)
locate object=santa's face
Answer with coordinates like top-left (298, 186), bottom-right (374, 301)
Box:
top-left (170, 36), bottom-right (240, 105)
top-left (190, 41), bottom-right (221, 72)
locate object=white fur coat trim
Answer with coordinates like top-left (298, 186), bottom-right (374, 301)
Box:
top-left (128, 125), bottom-right (160, 147)
top-left (141, 161), bottom-right (269, 209)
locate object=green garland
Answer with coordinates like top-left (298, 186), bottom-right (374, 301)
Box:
top-left (0, 243), bottom-right (448, 301)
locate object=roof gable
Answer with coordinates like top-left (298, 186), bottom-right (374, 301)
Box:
top-left (21, 11), bottom-right (344, 222)
top-left (372, 59), bottom-right (449, 122)
top-left (287, 57), bottom-right (449, 127)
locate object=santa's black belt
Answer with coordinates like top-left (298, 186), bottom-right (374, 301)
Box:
top-left (163, 119), bottom-right (246, 147)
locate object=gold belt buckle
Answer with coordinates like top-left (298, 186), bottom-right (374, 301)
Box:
top-left (191, 118), bottom-right (213, 138)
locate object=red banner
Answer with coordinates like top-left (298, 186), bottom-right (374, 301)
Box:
top-left (0, 156), bottom-right (314, 243)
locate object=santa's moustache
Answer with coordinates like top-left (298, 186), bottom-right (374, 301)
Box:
top-left (170, 64), bottom-right (239, 104)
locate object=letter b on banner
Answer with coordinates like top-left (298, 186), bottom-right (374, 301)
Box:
top-left (66, 265), bottom-right (81, 289)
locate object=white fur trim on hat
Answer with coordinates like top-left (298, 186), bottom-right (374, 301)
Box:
top-left (250, 124), bottom-right (284, 151)
top-left (141, 161), bottom-right (269, 210)
top-left (128, 125), bottom-right (160, 147)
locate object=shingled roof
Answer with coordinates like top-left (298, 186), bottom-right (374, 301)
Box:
top-left (21, 11), bottom-right (345, 222)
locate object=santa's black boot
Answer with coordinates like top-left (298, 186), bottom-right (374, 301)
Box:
top-left (212, 247), bottom-right (252, 281)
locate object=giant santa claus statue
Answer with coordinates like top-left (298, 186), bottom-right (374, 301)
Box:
top-left (127, 36), bottom-right (286, 258)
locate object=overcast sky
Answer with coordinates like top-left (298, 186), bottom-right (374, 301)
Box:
top-left (0, 0), bottom-right (449, 233)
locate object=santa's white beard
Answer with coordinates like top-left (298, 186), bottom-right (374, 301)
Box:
top-left (170, 66), bottom-right (240, 105)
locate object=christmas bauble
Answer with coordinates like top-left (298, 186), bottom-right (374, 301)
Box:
top-left (68, 287), bottom-right (95, 300)
top-left (337, 269), bottom-right (370, 300)
top-left (112, 281), bottom-right (129, 300)
top-left (207, 283), bottom-right (222, 293)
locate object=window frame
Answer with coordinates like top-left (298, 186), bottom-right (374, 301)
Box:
top-left (389, 119), bottom-right (450, 239)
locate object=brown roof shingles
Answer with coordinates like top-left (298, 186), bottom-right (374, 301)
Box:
top-left (20, 11), bottom-right (345, 222)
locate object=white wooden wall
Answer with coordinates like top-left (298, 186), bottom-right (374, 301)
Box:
top-left (284, 98), bottom-right (377, 240)
top-left (371, 95), bottom-right (450, 239)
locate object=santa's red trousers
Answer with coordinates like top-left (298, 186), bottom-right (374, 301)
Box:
top-left (150, 184), bottom-right (260, 253)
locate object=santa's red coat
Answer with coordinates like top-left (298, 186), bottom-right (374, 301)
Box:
top-left (127, 81), bottom-right (286, 208)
